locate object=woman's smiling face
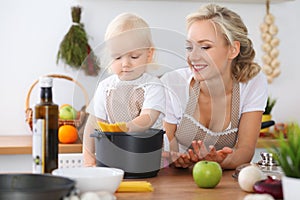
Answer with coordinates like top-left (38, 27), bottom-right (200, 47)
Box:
top-left (186, 20), bottom-right (233, 82)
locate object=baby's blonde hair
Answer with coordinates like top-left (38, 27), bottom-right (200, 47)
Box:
top-left (104, 13), bottom-right (153, 48)
top-left (101, 13), bottom-right (155, 72)
top-left (186, 4), bottom-right (260, 82)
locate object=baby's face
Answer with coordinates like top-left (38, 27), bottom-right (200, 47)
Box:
top-left (107, 32), bottom-right (153, 81)
top-left (110, 48), bottom-right (152, 81)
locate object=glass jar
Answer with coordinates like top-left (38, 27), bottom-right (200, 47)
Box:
top-left (256, 152), bottom-right (283, 179)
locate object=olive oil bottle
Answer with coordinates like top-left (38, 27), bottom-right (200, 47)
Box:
top-left (32, 77), bottom-right (59, 173)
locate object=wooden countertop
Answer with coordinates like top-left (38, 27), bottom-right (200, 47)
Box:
top-left (0, 135), bottom-right (82, 154)
top-left (0, 135), bottom-right (278, 155)
top-left (115, 167), bottom-right (248, 200)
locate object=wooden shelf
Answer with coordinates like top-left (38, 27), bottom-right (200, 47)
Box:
top-left (0, 135), bottom-right (82, 155)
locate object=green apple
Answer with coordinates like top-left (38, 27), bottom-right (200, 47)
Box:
top-left (192, 161), bottom-right (222, 188)
top-left (59, 105), bottom-right (77, 120)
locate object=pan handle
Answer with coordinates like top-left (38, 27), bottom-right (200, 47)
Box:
top-left (261, 120), bottom-right (275, 129)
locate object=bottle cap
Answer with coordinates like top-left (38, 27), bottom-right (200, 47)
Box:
top-left (39, 76), bottom-right (53, 88)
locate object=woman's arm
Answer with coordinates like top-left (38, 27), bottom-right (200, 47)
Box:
top-left (163, 121), bottom-right (196, 168)
top-left (177, 111), bottom-right (263, 169)
top-left (220, 111), bottom-right (263, 169)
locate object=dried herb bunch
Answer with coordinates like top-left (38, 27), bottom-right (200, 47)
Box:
top-left (57, 6), bottom-right (100, 76)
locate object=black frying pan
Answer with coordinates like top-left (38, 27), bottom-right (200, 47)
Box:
top-left (0, 173), bottom-right (75, 200)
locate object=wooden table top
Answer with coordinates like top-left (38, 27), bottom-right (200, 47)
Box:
top-left (115, 167), bottom-right (248, 200)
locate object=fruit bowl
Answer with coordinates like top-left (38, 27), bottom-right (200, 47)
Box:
top-left (52, 167), bottom-right (124, 193)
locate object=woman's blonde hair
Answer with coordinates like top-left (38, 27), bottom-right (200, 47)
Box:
top-left (186, 4), bottom-right (260, 82)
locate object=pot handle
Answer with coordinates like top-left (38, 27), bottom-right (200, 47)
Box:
top-left (90, 129), bottom-right (105, 138)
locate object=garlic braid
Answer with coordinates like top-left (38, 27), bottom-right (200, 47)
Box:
top-left (261, 0), bottom-right (281, 83)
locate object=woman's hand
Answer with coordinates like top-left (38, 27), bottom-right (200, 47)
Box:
top-left (171, 152), bottom-right (195, 168)
top-left (164, 140), bottom-right (233, 168)
top-left (189, 140), bottom-right (233, 163)
top-left (162, 151), bottom-right (194, 168)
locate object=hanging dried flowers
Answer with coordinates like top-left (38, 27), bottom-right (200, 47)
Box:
top-left (57, 6), bottom-right (100, 76)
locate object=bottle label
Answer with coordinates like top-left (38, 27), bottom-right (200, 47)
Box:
top-left (32, 119), bottom-right (45, 174)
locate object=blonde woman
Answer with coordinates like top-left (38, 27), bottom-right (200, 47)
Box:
top-left (83, 13), bottom-right (165, 167)
top-left (161, 4), bottom-right (268, 169)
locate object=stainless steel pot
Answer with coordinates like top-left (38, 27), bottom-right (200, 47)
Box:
top-left (0, 173), bottom-right (75, 200)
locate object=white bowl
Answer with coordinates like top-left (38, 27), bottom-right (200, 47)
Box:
top-left (52, 167), bottom-right (124, 193)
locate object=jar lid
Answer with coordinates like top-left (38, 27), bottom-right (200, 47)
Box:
top-left (257, 152), bottom-right (279, 166)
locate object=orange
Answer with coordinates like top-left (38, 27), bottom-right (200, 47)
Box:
top-left (58, 125), bottom-right (78, 144)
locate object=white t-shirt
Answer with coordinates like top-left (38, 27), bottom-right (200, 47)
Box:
top-left (89, 73), bottom-right (165, 128)
top-left (160, 67), bottom-right (268, 125)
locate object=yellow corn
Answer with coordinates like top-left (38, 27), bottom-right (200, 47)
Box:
top-left (116, 181), bottom-right (154, 192)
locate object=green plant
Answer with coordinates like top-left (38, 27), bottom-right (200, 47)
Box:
top-left (269, 122), bottom-right (300, 178)
top-left (264, 96), bottom-right (277, 115)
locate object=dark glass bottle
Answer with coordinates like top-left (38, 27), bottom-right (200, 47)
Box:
top-left (32, 77), bottom-right (59, 173)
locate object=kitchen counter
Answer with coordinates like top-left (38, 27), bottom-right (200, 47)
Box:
top-left (0, 135), bottom-right (278, 155)
top-left (115, 167), bottom-right (248, 200)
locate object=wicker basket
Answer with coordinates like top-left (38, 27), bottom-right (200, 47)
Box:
top-left (25, 74), bottom-right (90, 133)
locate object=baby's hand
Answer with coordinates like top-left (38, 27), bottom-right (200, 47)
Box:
top-left (97, 121), bottom-right (128, 132)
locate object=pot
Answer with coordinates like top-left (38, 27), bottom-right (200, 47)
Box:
top-left (91, 128), bottom-right (164, 179)
top-left (0, 173), bottom-right (75, 200)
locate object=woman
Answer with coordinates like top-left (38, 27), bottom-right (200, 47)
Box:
top-left (161, 4), bottom-right (268, 169)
